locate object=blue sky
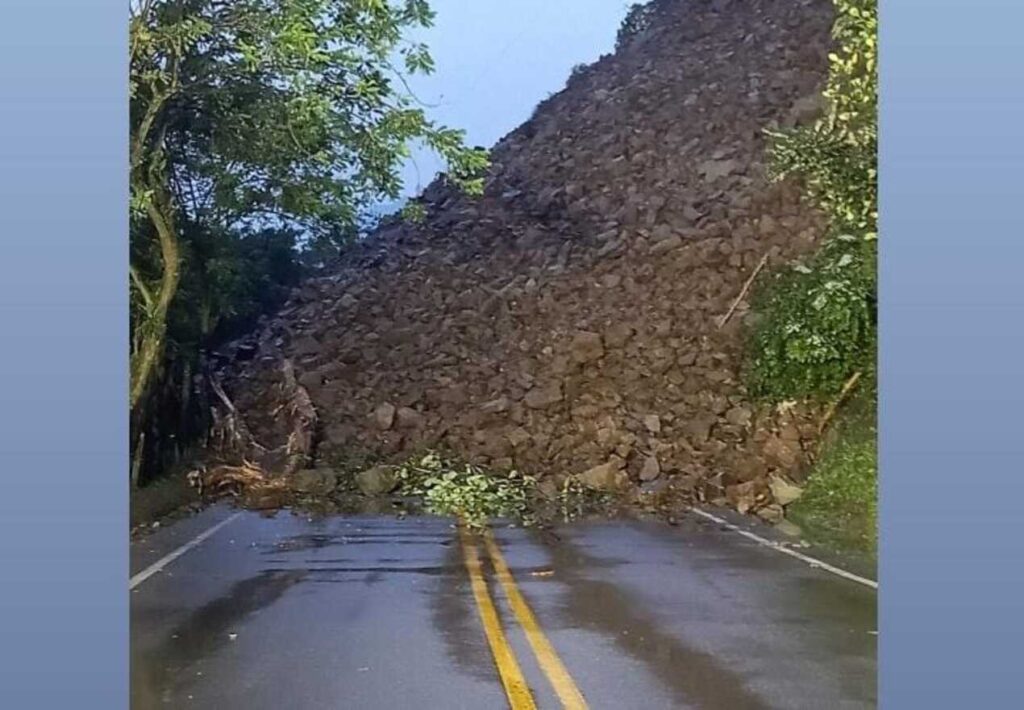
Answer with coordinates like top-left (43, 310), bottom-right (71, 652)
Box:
top-left (396, 0), bottom-right (632, 199)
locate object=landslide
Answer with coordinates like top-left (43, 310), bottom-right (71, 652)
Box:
top-left (210, 0), bottom-right (836, 522)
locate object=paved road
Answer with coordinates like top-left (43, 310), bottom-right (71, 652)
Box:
top-left (130, 506), bottom-right (876, 709)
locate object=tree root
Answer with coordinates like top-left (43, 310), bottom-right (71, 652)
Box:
top-left (194, 359), bottom-right (319, 505)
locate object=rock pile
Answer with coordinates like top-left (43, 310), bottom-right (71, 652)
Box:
top-left (214, 0), bottom-right (834, 520)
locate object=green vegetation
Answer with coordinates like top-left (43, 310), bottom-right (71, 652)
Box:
top-left (747, 233), bottom-right (876, 400)
top-left (788, 377), bottom-right (877, 551)
top-left (616, 2), bottom-right (655, 50)
top-left (394, 452), bottom-right (538, 528)
top-left (748, 0), bottom-right (877, 548)
top-left (389, 452), bottom-right (610, 528)
top-left (129, 0), bottom-right (487, 482)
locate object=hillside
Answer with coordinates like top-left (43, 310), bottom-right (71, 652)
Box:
top-left (211, 0), bottom-right (837, 522)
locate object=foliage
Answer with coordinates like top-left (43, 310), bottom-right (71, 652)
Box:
top-left (395, 452), bottom-right (537, 528)
top-left (129, 0), bottom-right (489, 481)
top-left (131, 0), bottom-right (488, 234)
top-left (616, 2), bottom-right (655, 50)
top-left (749, 0), bottom-right (877, 401)
top-left (788, 377), bottom-right (877, 551)
top-left (748, 233), bottom-right (876, 399)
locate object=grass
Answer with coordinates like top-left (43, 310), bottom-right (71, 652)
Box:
top-left (130, 471), bottom-right (199, 530)
top-left (788, 374), bottom-right (877, 554)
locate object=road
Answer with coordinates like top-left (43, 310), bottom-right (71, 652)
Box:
top-left (130, 505), bottom-right (876, 709)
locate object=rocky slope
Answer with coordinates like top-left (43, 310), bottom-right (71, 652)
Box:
top-left (213, 0), bottom-right (836, 521)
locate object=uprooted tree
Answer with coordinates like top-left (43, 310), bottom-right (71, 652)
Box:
top-left (129, 0), bottom-right (488, 482)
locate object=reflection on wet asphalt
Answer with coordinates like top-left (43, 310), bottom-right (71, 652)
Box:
top-left (130, 507), bottom-right (876, 709)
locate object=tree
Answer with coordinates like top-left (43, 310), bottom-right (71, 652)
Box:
top-left (129, 0), bottom-right (488, 464)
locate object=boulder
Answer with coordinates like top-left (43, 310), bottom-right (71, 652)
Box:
top-left (768, 475), bottom-right (804, 506)
top-left (524, 383), bottom-right (563, 409)
top-left (578, 457), bottom-right (627, 491)
top-left (356, 465), bottom-right (400, 496)
top-left (570, 331), bottom-right (604, 364)
top-left (373, 403), bottom-right (396, 430)
top-left (292, 468), bottom-right (340, 495)
top-left (639, 455), bottom-right (662, 481)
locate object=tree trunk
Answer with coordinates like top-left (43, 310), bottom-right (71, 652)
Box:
top-left (129, 186), bottom-right (181, 420)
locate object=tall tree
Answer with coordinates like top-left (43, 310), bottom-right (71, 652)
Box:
top-left (129, 0), bottom-right (487, 452)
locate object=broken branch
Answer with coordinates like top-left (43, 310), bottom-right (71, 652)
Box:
top-left (717, 252), bottom-right (769, 329)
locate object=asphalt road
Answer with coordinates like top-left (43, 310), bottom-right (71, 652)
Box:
top-left (130, 506), bottom-right (876, 709)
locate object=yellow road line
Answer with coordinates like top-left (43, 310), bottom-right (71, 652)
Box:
top-left (458, 526), bottom-right (538, 710)
top-left (482, 529), bottom-right (589, 710)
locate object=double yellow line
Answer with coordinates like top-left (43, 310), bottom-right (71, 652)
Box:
top-left (458, 526), bottom-right (589, 710)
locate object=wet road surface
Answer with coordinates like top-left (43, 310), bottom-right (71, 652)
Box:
top-left (131, 506), bottom-right (876, 709)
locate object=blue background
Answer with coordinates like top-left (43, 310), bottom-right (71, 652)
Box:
top-left (881, 0), bottom-right (1024, 705)
top-left (2, 0), bottom-right (1023, 706)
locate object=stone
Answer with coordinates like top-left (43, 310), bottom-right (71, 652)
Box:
top-left (395, 406), bottom-right (426, 430)
top-left (643, 414), bottom-right (661, 434)
top-left (604, 323), bottom-right (634, 348)
top-left (724, 406), bottom-right (752, 427)
top-left (570, 331), bottom-right (605, 363)
top-left (639, 455), bottom-right (662, 481)
top-left (356, 465), bottom-right (400, 496)
top-left (481, 396), bottom-right (511, 414)
top-left (373, 403), bottom-right (396, 430)
top-left (768, 475), bottom-right (804, 506)
top-left (524, 383), bottom-right (563, 409)
top-left (756, 503), bottom-right (784, 524)
top-left (506, 427), bottom-right (532, 448)
top-left (649, 235), bottom-right (683, 254)
top-left (639, 478), bottom-right (671, 498)
top-left (764, 435), bottom-right (801, 468)
top-left (683, 414), bottom-right (717, 445)
top-left (699, 158), bottom-right (740, 182)
top-left (578, 457), bottom-right (627, 491)
top-left (726, 481), bottom-right (758, 514)
top-left (292, 335), bottom-right (321, 356)
top-left (292, 468), bottom-right (340, 495)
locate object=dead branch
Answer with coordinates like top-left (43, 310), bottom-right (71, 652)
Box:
top-left (280, 359), bottom-right (318, 475)
top-left (208, 375), bottom-right (266, 460)
top-left (817, 371), bottom-right (863, 435)
top-left (717, 252), bottom-right (770, 329)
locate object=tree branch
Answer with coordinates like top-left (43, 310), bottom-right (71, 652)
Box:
top-left (130, 264), bottom-right (155, 312)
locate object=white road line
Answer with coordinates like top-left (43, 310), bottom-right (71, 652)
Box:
top-left (129, 512), bottom-right (243, 591)
top-left (688, 507), bottom-right (878, 590)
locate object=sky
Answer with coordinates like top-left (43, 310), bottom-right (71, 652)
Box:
top-left (392, 0), bottom-right (632, 202)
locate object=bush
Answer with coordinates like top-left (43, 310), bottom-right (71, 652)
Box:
top-left (749, 0), bottom-right (877, 400)
top-left (616, 3), bottom-right (655, 50)
top-left (748, 233), bottom-right (876, 400)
